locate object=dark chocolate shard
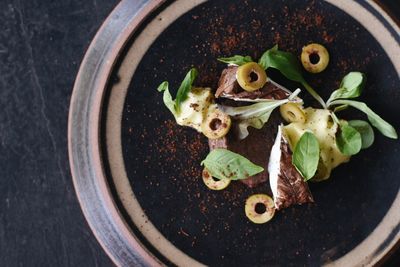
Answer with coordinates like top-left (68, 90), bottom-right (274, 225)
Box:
top-left (215, 66), bottom-right (241, 97)
top-left (268, 126), bottom-right (314, 209)
top-left (207, 66), bottom-right (296, 188)
top-left (208, 113), bottom-right (282, 188)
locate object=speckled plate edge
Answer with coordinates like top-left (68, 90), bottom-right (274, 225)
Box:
top-left (68, 1), bottom-right (166, 266)
top-left (68, 1), bottom-right (400, 266)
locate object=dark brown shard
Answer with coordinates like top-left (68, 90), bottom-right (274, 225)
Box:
top-left (268, 126), bottom-right (314, 209)
top-left (208, 136), bottom-right (228, 150)
top-left (215, 66), bottom-right (290, 100)
top-left (215, 66), bottom-right (241, 97)
top-left (207, 66), bottom-right (294, 188)
top-left (208, 113), bottom-right (282, 188)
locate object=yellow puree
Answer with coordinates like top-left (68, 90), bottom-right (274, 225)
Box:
top-left (175, 87), bottom-right (216, 132)
top-left (282, 108), bottom-right (350, 180)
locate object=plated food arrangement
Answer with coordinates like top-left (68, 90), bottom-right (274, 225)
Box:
top-left (157, 44), bottom-right (397, 223)
top-left (69, 0), bottom-right (400, 266)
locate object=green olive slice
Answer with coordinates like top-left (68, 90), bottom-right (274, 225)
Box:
top-left (202, 168), bottom-right (230, 190)
top-left (279, 103), bottom-right (306, 123)
top-left (301, 43), bottom-right (330, 73)
top-left (245, 194), bottom-right (275, 224)
top-left (201, 107), bottom-right (231, 139)
top-left (236, 62), bottom-right (268, 92)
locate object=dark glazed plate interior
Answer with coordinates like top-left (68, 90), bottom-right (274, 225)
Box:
top-left (70, 0), bottom-right (400, 266)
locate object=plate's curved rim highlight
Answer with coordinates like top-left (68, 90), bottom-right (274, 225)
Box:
top-left (68, 1), bottom-right (167, 266)
top-left (68, 0), bottom-right (400, 266)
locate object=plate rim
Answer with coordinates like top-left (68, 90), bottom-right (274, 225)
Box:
top-left (68, 0), bottom-right (166, 266)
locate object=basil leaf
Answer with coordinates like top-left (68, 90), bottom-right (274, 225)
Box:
top-left (217, 55), bottom-right (253, 66)
top-left (259, 45), bottom-right (326, 108)
top-left (329, 99), bottom-right (398, 139)
top-left (348, 120), bottom-right (374, 149)
top-left (220, 99), bottom-right (289, 140)
top-left (259, 45), bottom-right (304, 82)
top-left (336, 124), bottom-right (362, 156)
top-left (327, 72), bottom-right (366, 104)
top-left (201, 148), bottom-right (264, 180)
top-left (175, 68), bottom-right (198, 113)
top-left (157, 81), bottom-right (177, 117)
top-left (292, 132), bottom-right (320, 181)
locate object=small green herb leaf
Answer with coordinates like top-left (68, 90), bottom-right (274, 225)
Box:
top-left (157, 81), bottom-right (169, 92)
top-left (336, 124), bottom-right (362, 156)
top-left (339, 72), bottom-right (366, 96)
top-left (292, 132), bottom-right (320, 181)
top-left (333, 104), bottom-right (349, 113)
top-left (258, 45), bottom-right (304, 82)
top-left (217, 55), bottom-right (253, 66)
top-left (157, 81), bottom-right (177, 117)
top-left (348, 120), bottom-right (374, 149)
top-left (258, 45), bottom-right (326, 108)
top-left (201, 148), bottom-right (264, 180)
top-left (327, 72), bottom-right (366, 104)
top-left (329, 99), bottom-right (398, 139)
top-left (175, 68), bottom-right (198, 113)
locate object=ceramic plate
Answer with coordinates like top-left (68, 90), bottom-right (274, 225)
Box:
top-left (69, 0), bottom-right (400, 266)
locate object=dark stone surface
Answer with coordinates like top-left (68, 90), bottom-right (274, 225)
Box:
top-left (0, 0), bottom-right (117, 266)
top-left (0, 0), bottom-right (398, 266)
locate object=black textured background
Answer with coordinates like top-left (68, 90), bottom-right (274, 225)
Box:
top-left (0, 0), bottom-right (398, 266)
top-left (0, 0), bottom-right (117, 266)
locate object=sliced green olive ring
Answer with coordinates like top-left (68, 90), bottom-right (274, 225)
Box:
top-left (245, 194), bottom-right (275, 224)
top-left (301, 43), bottom-right (330, 73)
top-left (202, 168), bottom-right (230, 190)
top-left (201, 108), bottom-right (231, 139)
top-left (236, 62), bottom-right (268, 92)
top-left (280, 103), bottom-right (306, 123)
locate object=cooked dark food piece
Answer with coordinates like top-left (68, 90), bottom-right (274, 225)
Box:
top-left (268, 126), bottom-right (314, 209)
top-left (215, 66), bottom-right (241, 97)
top-left (208, 136), bottom-right (228, 150)
top-left (208, 66), bottom-right (294, 188)
top-left (215, 66), bottom-right (290, 100)
top-left (208, 113), bottom-right (282, 188)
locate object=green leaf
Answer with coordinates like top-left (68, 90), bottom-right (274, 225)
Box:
top-left (292, 132), bottom-right (320, 181)
top-left (327, 72), bottom-right (366, 104)
top-left (157, 81), bottom-right (177, 116)
top-left (333, 104), bottom-right (349, 113)
top-left (220, 99), bottom-right (289, 140)
top-left (336, 124), bottom-right (362, 156)
top-left (258, 45), bottom-right (304, 82)
top-left (175, 68), bottom-right (198, 113)
top-left (201, 148), bottom-right (264, 180)
top-left (157, 81), bottom-right (169, 92)
top-left (329, 99), bottom-right (398, 139)
top-left (258, 45), bottom-right (326, 108)
top-left (348, 120), bottom-right (375, 149)
top-left (217, 55), bottom-right (253, 66)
